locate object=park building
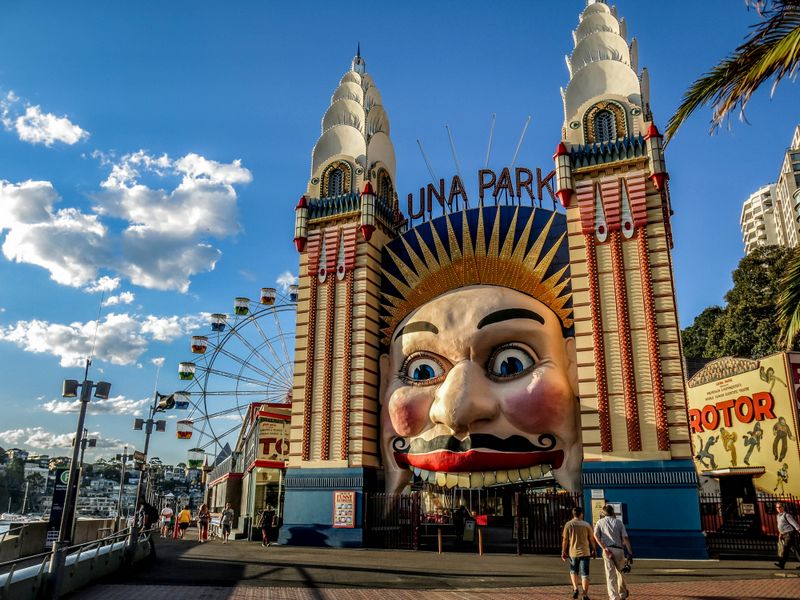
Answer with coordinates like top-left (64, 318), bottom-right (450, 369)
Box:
top-left (740, 124), bottom-right (800, 253)
top-left (740, 185), bottom-right (779, 255)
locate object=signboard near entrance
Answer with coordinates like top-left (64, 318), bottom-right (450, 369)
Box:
top-left (332, 490), bottom-right (355, 528)
top-left (46, 468), bottom-right (69, 547)
top-left (687, 352), bottom-right (800, 496)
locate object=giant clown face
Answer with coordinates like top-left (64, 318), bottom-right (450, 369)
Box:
top-left (380, 284), bottom-right (581, 494)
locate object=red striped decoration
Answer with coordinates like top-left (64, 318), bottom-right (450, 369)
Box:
top-left (306, 231), bottom-right (322, 277)
top-left (342, 225), bottom-right (358, 272)
top-left (626, 172), bottom-right (648, 227)
top-left (600, 177), bottom-right (621, 232)
top-left (575, 180), bottom-right (596, 235)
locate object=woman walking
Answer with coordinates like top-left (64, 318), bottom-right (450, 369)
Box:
top-left (197, 503), bottom-right (210, 543)
top-left (177, 505), bottom-right (191, 539)
top-left (259, 505), bottom-right (275, 547)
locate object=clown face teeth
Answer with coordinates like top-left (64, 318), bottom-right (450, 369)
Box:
top-left (419, 468), bottom-right (430, 482)
top-left (412, 467), bottom-right (422, 478)
top-left (517, 467), bottom-right (531, 481)
top-left (469, 472), bottom-right (484, 488)
top-left (445, 473), bottom-right (459, 489)
top-left (508, 468), bottom-right (521, 482)
top-left (436, 471), bottom-right (447, 487)
top-left (483, 471), bottom-right (496, 486)
top-left (496, 470), bottom-right (509, 484)
top-left (457, 473), bottom-right (471, 488)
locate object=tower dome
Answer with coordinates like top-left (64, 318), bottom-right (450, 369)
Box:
top-left (561, 0), bottom-right (650, 145)
top-left (309, 47), bottom-right (396, 199)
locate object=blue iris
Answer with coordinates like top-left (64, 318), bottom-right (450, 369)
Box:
top-left (413, 364), bottom-right (436, 381)
top-left (500, 356), bottom-right (524, 376)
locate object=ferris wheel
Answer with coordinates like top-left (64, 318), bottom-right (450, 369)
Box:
top-left (174, 285), bottom-right (298, 458)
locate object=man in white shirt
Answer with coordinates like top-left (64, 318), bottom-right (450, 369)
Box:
top-left (593, 505), bottom-right (633, 600)
top-left (159, 504), bottom-right (174, 539)
top-left (775, 502), bottom-right (800, 569)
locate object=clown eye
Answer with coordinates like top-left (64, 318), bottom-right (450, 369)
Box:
top-left (488, 345), bottom-right (535, 380)
top-left (401, 354), bottom-right (446, 385)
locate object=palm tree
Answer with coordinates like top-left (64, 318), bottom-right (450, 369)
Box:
top-left (666, 0), bottom-right (800, 349)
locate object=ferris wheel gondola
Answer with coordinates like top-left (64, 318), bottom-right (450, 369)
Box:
top-left (174, 288), bottom-right (296, 454)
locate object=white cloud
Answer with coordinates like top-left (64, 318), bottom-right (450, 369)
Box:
top-left (102, 291), bottom-right (135, 306)
top-left (276, 271), bottom-right (298, 292)
top-left (0, 427), bottom-right (122, 450)
top-left (86, 276), bottom-right (121, 293)
top-left (15, 105), bottom-right (89, 146)
top-left (0, 311), bottom-right (205, 367)
top-left (151, 357), bottom-right (165, 367)
top-left (40, 395), bottom-right (149, 416)
top-left (0, 147), bottom-right (251, 292)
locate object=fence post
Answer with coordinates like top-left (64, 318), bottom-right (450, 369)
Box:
top-left (515, 491), bottom-right (522, 556)
top-left (412, 492), bottom-right (420, 551)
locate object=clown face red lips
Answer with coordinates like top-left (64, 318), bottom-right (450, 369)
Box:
top-left (392, 433), bottom-right (563, 473)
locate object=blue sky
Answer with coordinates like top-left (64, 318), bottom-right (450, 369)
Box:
top-left (0, 0), bottom-right (797, 466)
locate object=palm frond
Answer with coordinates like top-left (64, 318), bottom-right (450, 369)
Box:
top-left (777, 248), bottom-right (800, 349)
top-left (665, 1), bottom-right (800, 143)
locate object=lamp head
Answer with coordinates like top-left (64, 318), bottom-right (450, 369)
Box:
top-left (62, 379), bottom-right (80, 398)
top-left (94, 381), bottom-right (112, 400)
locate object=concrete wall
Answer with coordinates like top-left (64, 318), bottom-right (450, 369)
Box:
top-left (0, 519), bottom-right (114, 563)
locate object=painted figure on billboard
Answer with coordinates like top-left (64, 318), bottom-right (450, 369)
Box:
top-left (720, 428), bottom-right (738, 466)
top-left (774, 463), bottom-right (789, 494)
top-left (773, 417), bottom-right (793, 462)
top-left (743, 422), bottom-right (763, 466)
top-left (694, 435), bottom-right (718, 469)
top-left (379, 206), bottom-right (580, 494)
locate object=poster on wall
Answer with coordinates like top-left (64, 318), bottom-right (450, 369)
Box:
top-left (687, 353), bottom-right (800, 496)
top-left (332, 490), bottom-right (356, 528)
top-left (258, 419), bottom-right (289, 461)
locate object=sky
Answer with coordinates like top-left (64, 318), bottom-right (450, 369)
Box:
top-left (0, 0), bottom-right (798, 467)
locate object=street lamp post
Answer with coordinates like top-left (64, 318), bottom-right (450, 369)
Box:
top-left (49, 364), bottom-right (111, 599)
top-left (115, 446), bottom-right (130, 532)
top-left (130, 391), bottom-right (175, 534)
top-left (71, 428), bottom-right (97, 537)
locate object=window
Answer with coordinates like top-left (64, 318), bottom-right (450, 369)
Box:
top-left (329, 169), bottom-right (344, 197)
top-left (378, 172), bottom-right (392, 202)
top-left (594, 110), bottom-right (616, 143)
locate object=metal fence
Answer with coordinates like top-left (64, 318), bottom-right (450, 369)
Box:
top-left (699, 493), bottom-right (799, 556)
top-left (515, 490), bottom-right (582, 554)
top-left (363, 492), bottom-right (420, 550)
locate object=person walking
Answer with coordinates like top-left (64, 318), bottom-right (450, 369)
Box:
top-left (774, 502), bottom-right (800, 569)
top-left (220, 502), bottom-right (235, 544)
top-left (594, 504), bottom-right (633, 600)
top-left (197, 503), bottom-right (210, 543)
top-left (177, 505), bottom-right (192, 539)
top-left (259, 505), bottom-right (275, 547)
top-left (159, 503), bottom-right (174, 539)
top-left (562, 506), bottom-right (599, 600)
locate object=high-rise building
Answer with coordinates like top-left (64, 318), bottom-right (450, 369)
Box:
top-left (741, 125), bottom-right (800, 253)
top-left (740, 184), bottom-right (779, 254)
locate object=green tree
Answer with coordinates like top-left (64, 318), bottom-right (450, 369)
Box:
top-left (682, 246), bottom-right (793, 358)
top-left (666, 0), bottom-right (800, 349)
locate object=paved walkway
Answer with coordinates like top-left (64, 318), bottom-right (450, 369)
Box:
top-left (72, 536), bottom-right (800, 600)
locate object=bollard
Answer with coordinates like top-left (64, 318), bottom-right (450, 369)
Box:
top-left (437, 527), bottom-right (443, 555)
top-left (478, 528), bottom-right (483, 556)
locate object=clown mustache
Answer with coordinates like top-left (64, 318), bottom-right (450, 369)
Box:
top-left (393, 433), bottom-right (556, 454)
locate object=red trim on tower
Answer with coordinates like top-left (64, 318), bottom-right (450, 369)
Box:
top-left (610, 231), bottom-right (642, 452)
top-left (246, 459), bottom-right (286, 473)
top-left (342, 224), bottom-right (358, 272)
top-left (362, 181), bottom-right (375, 195)
top-left (321, 258), bottom-right (337, 460)
top-left (301, 276), bottom-right (318, 462)
top-left (324, 229), bottom-right (339, 274)
top-left (556, 190), bottom-right (573, 208)
top-left (644, 123), bottom-right (661, 140)
top-left (341, 270), bottom-right (354, 461)
top-left (638, 229), bottom-right (670, 451)
top-left (586, 234), bottom-right (612, 452)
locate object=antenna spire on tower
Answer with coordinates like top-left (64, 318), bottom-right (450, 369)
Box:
top-left (357, 41), bottom-right (361, 59)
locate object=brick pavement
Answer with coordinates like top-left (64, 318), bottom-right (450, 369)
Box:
top-left (69, 536), bottom-right (800, 599)
top-left (77, 580), bottom-right (800, 600)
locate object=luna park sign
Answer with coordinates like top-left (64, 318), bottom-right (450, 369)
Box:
top-left (406, 166), bottom-right (556, 221)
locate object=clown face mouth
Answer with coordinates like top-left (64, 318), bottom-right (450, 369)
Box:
top-left (392, 433), bottom-right (563, 484)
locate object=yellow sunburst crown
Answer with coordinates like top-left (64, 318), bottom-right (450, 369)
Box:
top-left (380, 205), bottom-right (573, 344)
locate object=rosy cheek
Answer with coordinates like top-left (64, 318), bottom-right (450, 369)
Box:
top-left (503, 368), bottom-right (573, 434)
top-left (388, 387), bottom-right (434, 437)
